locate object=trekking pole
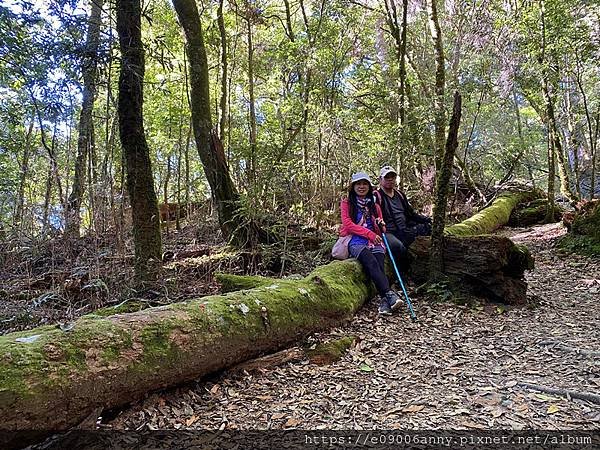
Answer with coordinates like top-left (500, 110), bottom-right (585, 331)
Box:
top-left (382, 233), bottom-right (417, 322)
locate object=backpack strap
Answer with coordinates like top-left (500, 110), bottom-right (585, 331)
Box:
top-left (373, 189), bottom-right (382, 206)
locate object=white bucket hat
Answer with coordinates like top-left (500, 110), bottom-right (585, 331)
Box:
top-left (350, 172), bottom-right (373, 185)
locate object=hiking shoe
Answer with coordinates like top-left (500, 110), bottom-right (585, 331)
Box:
top-left (385, 290), bottom-right (403, 312)
top-left (378, 300), bottom-right (392, 316)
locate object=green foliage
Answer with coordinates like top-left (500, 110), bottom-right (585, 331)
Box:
top-left (1, 0), bottom-right (599, 238)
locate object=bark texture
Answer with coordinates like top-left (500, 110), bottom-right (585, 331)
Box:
top-left (172, 0), bottom-right (244, 246)
top-left (116, 0), bottom-right (162, 277)
top-left (411, 235), bottom-right (533, 305)
top-left (65, 0), bottom-right (104, 238)
top-left (0, 261), bottom-right (372, 432)
top-left (428, 0), bottom-right (446, 170)
top-left (430, 91), bottom-right (462, 280)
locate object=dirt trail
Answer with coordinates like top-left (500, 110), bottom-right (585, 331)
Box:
top-left (108, 223), bottom-right (599, 431)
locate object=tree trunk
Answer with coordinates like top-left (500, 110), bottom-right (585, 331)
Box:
top-left (564, 79), bottom-right (581, 198)
top-left (0, 260), bottom-right (373, 434)
top-left (217, 0), bottom-right (228, 142)
top-left (14, 120), bottom-right (34, 229)
top-left (430, 91), bottom-right (462, 281)
top-left (246, 15), bottom-right (258, 185)
top-left (428, 0), bottom-right (446, 170)
top-left (172, 0), bottom-right (246, 246)
top-left (116, 0), bottom-right (162, 279)
top-left (542, 76), bottom-right (577, 203)
top-left (575, 61), bottom-right (598, 199)
top-left (65, 0), bottom-right (104, 239)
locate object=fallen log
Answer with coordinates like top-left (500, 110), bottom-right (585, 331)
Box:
top-left (409, 235), bottom-right (533, 304)
top-left (446, 190), bottom-right (542, 236)
top-left (0, 260), bottom-right (373, 433)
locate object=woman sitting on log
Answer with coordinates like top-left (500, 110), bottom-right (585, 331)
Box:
top-left (340, 172), bottom-right (402, 315)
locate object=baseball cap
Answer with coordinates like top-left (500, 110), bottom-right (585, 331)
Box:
top-left (350, 172), bottom-right (373, 185)
top-left (380, 165), bottom-right (397, 178)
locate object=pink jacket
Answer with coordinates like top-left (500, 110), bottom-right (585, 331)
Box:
top-left (339, 198), bottom-right (384, 243)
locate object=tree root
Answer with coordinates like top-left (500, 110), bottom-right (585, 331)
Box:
top-left (518, 382), bottom-right (600, 405)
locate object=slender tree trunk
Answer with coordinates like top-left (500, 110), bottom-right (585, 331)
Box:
top-left (172, 0), bottom-right (246, 246)
top-left (564, 79), bottom-right (582, 198)
top-left (538, 1), bottom-right (576, 203)
top-left (546, 130), bottom-right (556, 221)
top-left (575, 60), bottom-right (598, 199)
top-left (163, 154), bottom-right (172, 233)
top-left (399, 0), bottom-right (408, 127)
top-left (14, 120), bottom-right (34, 228)
top-left (116, 0), bottom-right (162, 279)
top-left (430, 91), bottom-right (462, 281)
top-left (246, 15), bottom-right (258, 185)
top-left (283, 0), bottom-right (295, 41)
top-left (542, 77), bottom-right (577, 203)
top-left (65, 0), bottom-right (105, 238)
top-left (217, 0), bottom-right (228, 142)
top-left (42, 165), bottom-right (53, 234)
top-left (592, 107), bottom-right (599, 198)
top-left (428, 0), bottom-right (446, 170)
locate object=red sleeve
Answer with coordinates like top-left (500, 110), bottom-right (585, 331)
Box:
top-left (340, 199), bottom-right (378, 241)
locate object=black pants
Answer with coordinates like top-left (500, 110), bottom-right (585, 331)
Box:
top-left (383, 232), bottom-right (408, 264)
top-left (357, 249), bottom-right (389, 296)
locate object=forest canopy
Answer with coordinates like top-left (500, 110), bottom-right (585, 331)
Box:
top-left (0, 0), bottom-right (598, 240)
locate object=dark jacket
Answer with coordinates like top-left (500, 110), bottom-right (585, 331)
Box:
top-left (374, 188), bottom-right (431, 245)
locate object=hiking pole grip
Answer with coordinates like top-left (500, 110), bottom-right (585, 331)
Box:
top-left (382, 233), bottom-right (417, 322)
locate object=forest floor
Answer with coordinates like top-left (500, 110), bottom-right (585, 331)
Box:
top-left (100, 222), bottom-right (599, 433)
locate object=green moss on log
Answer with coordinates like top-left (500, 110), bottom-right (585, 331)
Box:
top-left (0, 259), bottom-right (373, 431)
top-left (92, 299), bottom-right (151, 317)
top-left (446, 191), bottom-right (541, 236)
top-left (305, 336), bottom-right (355, 364)
top-left (508, 198), bottom-right (562, 227)
top-left (214, 273), bottom-right (277, 293)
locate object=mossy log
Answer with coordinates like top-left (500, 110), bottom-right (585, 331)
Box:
top-left (410, 235), bottom-right (533, 304)
top-left (214, 272), bottom-right (276, 293)
top-left (446, 190), bottom-right (542, 236)
top-left (508, 198), bottom-right (562, 227)
top-left (0, 260), bottom-right (373, 433)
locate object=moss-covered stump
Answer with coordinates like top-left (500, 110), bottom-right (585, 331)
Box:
top-left (559, 200), bottom-right (600, 256)
top-left (214, 272), bottom-right (277, 293)
top-left (446, 190), bottom-right (542, 236)
top-left (409, 235), bottom-right (533, 304)
top-left (508, 198), bottom-right (562, 227)
top-left (0, 260), bottom-right (373, 433)
top-left (305, 336), bottom-right (356, 365)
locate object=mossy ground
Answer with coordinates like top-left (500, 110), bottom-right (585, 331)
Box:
top-left (557, 234), bottom-right (600, 257)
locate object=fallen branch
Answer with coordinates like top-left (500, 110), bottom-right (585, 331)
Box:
top-left (228, 347), bottom-right (305, 374)
top-left (538, 340), bottom-right (600, 358)
top-left (518, 382), bottom-right (600, 405)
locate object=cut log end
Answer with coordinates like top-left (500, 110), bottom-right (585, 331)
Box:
top-left (409, 235), bottom-right (532, 305)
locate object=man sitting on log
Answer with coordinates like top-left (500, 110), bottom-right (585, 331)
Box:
top-left (375, 165), bottom-right (432, 262)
